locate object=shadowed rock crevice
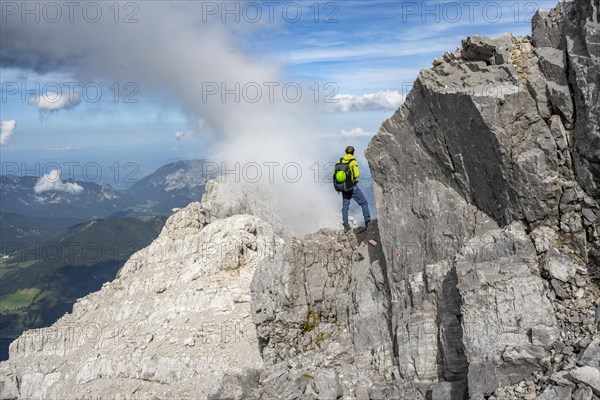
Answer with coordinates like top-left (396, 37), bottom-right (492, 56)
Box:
top-left (366, 229), bottom-right (400, 364)
top-left (436, 266), bottom-right (468, 399)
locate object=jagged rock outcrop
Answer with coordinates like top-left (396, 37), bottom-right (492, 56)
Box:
top-left (366, 0), bottom-right (599, 398)
top-left (248, 223), bottom-right (419, 399)
top-left (0, 185), bottom-right (284, 399)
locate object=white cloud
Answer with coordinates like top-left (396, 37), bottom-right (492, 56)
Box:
top-left (330, 90), bottom-right (404, 112)
top-left (34, 169), bottom-right (84, 194)
top-left (28, 92), bottom-right (80, 112)
top-left (175, 130), bottom-right (193, 140)
top-left (0, 120), bottom-right (16, 145)
top-left (340, 127), bottom-right (373, 137)
top-left (1, 3), bottom-right (340, 236)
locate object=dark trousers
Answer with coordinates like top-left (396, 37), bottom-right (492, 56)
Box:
top-left (342, 185), bottom-right (371, 226)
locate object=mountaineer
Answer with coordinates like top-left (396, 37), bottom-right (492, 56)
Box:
top-left (333, 146), bottom-right (371, 231)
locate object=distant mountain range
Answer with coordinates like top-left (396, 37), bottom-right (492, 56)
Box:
top-left (0, 160), bottom-right (215, 249)
top-left (0, 175), bottom-right (134, 221)
top-left (0, 159), bottom-right (218, 220)
top-left (124, 159), bottom-right (218, 214)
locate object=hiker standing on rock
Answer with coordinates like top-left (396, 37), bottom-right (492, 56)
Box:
top-left (333, 146), bottom-right (371, 231)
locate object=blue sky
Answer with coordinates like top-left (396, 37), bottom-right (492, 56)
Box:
top-left (0, 0), bottom-right (557, 177)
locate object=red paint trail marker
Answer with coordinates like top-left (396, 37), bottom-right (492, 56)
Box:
top-left (368, 238), bottom-right (379, 247)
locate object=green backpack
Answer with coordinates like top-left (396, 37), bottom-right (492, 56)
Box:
top-left (333, 158), bottom-right (356, 192)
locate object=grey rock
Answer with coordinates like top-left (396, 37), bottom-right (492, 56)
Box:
top-left (366, 0), bottom-right (599, 398)
top-left (431, 382), bottom-right (453, 400)
top-left (583, 207), bottom-right (599, 224)
top-left (536, 385), bottom-right (573, 400)
top-left (561, 0), bottom-right (600, 200)
top-left (545, 250), bottom-right (579, 282)
top-left (532, 325), bottom-right (559, 348)
top-left (532, 8), bottom-right (564, 48)
top-left (536, 47), bottom-right (568, 85)
top-left (579, 338), bottom-right (600, 369)
top-left (549, 115), bottom-right (570, 152)
top-left (531, 226), bottom-right (558, 254)
top-left (550, 370), bottom-right (577, 386)
top-left (461, 35), bottom-right (495, 61)
top-left (208, 371), bottom-right (261, 400)
top-left (0, 195), bottom-right (284, 399)
top-left (535, 47), bottom-right (574, 124)
top-left (250, 221), bottom-right (400, 397)
top-left (312, 369), bottom-right (343, 399)
top-left (551, 279), bottom-right (571, 299)
top-left (570, 366), bottom-right (600, 395)
top-left (547, 80), bottom-right (575, 124)
top-left (573, 385), bottom-right (594, 400)
top-left (367, 385), bottom-right (389, 400)
top-left (455, 224), bottom-right (556, 398)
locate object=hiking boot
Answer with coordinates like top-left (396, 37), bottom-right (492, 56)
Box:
top-left (343, 224), bottom-right (351, 232)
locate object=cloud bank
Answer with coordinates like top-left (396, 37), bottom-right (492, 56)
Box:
top-left (1, 3), bottom-right (339, 235)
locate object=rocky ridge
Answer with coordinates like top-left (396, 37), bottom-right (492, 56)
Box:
top-left (0, 182), bottom-right (281, 399)
top-left (0, 180), bottom-right (407, 399)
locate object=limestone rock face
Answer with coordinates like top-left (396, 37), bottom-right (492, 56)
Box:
top-left (249, 223), bottom-right (414, 399)
top-left (0, 197), bottom-right (284, 399)
top-left (366, 0), bottom-right (599, 397)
